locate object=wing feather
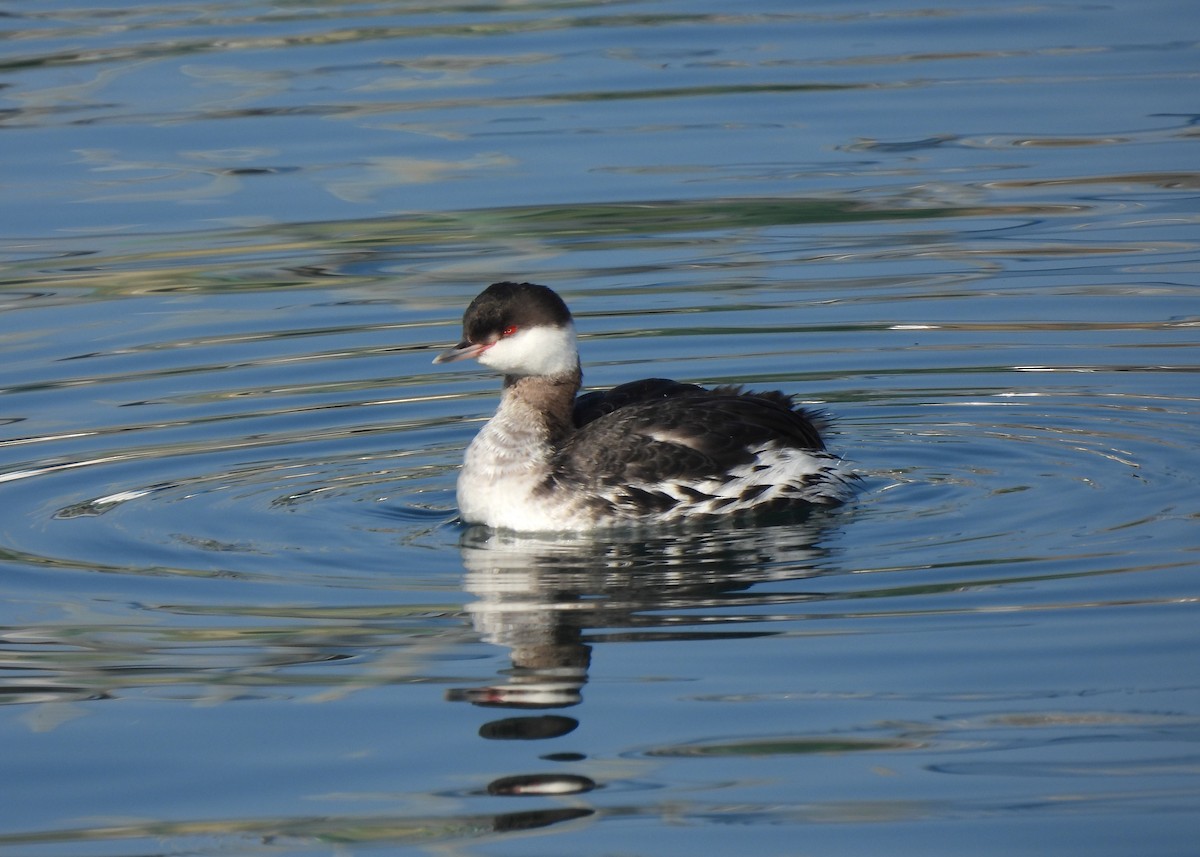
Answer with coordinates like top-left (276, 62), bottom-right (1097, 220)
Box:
top-left (555, 387), bottom-right (829, 489)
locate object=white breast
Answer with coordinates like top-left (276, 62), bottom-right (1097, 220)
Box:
top-left (456, 407), bottom-right (596, 531)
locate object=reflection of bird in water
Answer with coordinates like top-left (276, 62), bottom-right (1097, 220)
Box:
top-left (434, 282), bottom-right (857, 532)
top-left (446, 520), bottom-right (832, 714)
top-left (446, 518), bottom-right (841, 806)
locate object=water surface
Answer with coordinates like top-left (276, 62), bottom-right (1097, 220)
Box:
top-left (1, 1), bottom-right (1198, 855)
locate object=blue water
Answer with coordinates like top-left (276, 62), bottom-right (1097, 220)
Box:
top-left (1, 1), bottom-right (1198, 855)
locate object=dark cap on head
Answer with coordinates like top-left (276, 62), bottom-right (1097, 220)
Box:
top-left (462, 282), bottom-right (573, 343)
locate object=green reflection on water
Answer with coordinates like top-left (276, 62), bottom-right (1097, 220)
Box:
top-left (3, 193), bottom-right (1075, 296)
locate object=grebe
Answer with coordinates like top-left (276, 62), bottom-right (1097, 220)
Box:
top-left (434, 282), bottom-right (855, 531)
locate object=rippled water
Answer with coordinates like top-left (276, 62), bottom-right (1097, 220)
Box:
top-left (2, 1), bottom-right (1198, 855)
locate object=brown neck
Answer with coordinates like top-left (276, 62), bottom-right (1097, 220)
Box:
top-left (502, 364), bottom-right (582, 443)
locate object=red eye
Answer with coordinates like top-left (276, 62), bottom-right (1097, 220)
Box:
top-left (502, 325), bottom-right (518, 337)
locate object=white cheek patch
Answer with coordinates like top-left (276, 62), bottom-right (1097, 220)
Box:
top-left (478, 323), bottom-right (578, 376)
